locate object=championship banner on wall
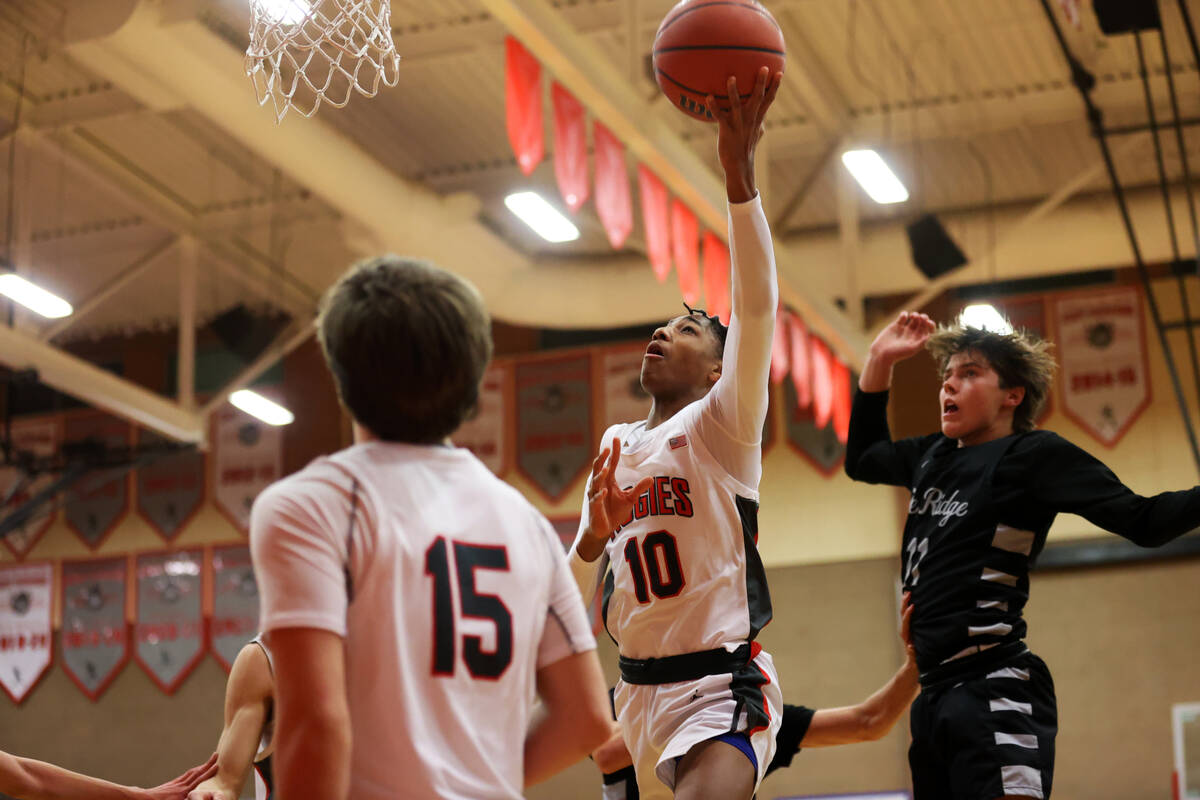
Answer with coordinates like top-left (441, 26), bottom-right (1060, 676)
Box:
top-left (515, 355), bottom-right (593, 501)
top-left (213, 404), bottom-right (283, 533)
top-left (1052, 286), bottom-right (1149, 446)
top-left (452, 363), bottom-right (508, 475)
top-left (0, 563), bottom-right (53, 703)
top-left (0, 418), bottom-right (59, 558)
top-left (211, 545), bottom-right (259, 672)
top-left (136, 430), bottom-right (205, 542)
top-left (784, 379), bottom-right (844, 476)
top-left (64, 414), bottom-right (132, 549)
top-left (61, 557), bottom-right (129, 700)
top-left (602, 345), bottom-right (651, 429)
top-left (134, 550), bottom-right (205, 694)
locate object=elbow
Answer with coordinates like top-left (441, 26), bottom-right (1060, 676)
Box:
top-left (590, 726), bottom-right (631, 774)
top-left (857, 709), bottom-right (888, 742)
top-left (580, 708), bottom-right (615, 756)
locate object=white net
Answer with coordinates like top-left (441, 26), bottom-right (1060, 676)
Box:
top-left (245, 0), bottom-right (401, 123)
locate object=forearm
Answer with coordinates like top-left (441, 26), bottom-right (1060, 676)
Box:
top-left (857, 656), bottom-right (920, 740)
top-left (524, 704), bottom-right (608, 787)
top-left (2, 757), bottom-right (139, 800)
top-left (209, 708), bottom-right (265, 797)
top-left (275, 713), bottom-right (350, 800)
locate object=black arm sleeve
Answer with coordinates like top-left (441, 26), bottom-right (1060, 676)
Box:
top-left (765, 704), bottom-right (816, 777)
top-left (1026, 432), bottom-right (1200, 547)
top-left (844, 389), bottom-right (934, 487)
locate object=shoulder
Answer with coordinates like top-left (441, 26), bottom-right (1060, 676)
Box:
top-left (253, 457), bottom-right (358, 520)
top-left (1008, 429), bottom-right (1078, 459)
top-left (229, 642), bottom-right (274, 702)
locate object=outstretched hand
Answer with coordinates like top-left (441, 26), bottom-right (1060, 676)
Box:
top-left (586, 437), bottom-right (653, 545)
top-left (706, 67), bottom-right (783, 203)
top-left (142, 753), bottom-right (218, 800)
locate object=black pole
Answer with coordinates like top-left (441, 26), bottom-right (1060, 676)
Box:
top-left (1134, 31), bottom-right (1200, 408)
top-left (1105, 116), bottom-right (1200, 135)
top-left (1038, 0), bottom-right (1200, 472)
top-left (1158, 17), bottom-right (1200, 276)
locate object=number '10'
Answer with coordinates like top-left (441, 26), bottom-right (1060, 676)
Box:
top-left (623, 530), bottom-right (686, 603)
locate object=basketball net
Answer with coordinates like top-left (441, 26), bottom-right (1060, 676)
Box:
top-left (245, 0), bottom-right (401, 123)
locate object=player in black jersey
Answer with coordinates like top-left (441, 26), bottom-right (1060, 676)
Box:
top-left (593, 597), bottom-right (921, 799)
top-left (846, 310), bottom-right (1200, 800)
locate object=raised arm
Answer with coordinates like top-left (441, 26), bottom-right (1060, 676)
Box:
top-left (571, 436), bottom-right (653, 567)
top-left (845, 312), bottom-right (937, 485)
top-left (187, 645), bottom-right (273, 800)
top-left (700, 70), bottom-right (782, 451)
top-left (1028, 433), bottom-right (1200, 547)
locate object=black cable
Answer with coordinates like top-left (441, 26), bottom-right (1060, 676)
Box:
top-left (1134, 31), bottom-right (1200, 409)
top-left (1177, 0), bottom-right (1200, 77)
top-left (1158, 10), bottom-right (1200, 277)
top-left (1038, 0), bottom-right (1200, 471)
top-left (1, 31), bottom-right (29, 467)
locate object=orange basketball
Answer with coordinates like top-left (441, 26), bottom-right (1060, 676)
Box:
top-left (652, 0), bottom-right (786, 122)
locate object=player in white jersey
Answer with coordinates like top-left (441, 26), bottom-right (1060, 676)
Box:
top-left (187, 635), bottom-right (275, 800)
top-left (569, 68), bottom-right (784, 800)
top-left (250, 256), bottom-right (612, 800)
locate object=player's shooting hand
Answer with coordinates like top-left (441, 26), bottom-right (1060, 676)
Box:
top-left (140, 753), bottom-right (217, 800)
top-left (586, 437), bottom-right (653, 543)
top-left (870, 311), bottom-right (936, 366)
top-left (706, 67), bottom-right (783, 203)
top-left (899, 591), bottom-right (917, 664)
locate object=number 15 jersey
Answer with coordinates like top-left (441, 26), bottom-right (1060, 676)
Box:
top-left (250, 442), bottom-right (596, 800)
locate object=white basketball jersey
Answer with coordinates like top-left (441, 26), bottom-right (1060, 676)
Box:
top-left (602, 404), bottom-right (771, 659)
top-left (251, 442), bottom-right (595, 800)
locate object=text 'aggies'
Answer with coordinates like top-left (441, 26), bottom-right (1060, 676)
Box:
top-left (617, 476), bottom-right (693, 531)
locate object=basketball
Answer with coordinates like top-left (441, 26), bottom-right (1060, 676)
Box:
top-left (652, 0), bottom-right (786, 122)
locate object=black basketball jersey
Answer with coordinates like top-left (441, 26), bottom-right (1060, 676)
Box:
top-left (846, 389), bottom-right (1200, 671)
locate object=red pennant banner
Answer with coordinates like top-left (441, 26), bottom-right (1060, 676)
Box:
top-left (210, 545), bottom-right (259, 673)
top-left (453, 363), bottom-right (509, 476)
top-left (505, 37), bottom-right (543, 176)
top-left (0, 418), bottom-right (59, 558)
top-left (811, 337), bottom-right (834, 429)
top-left (61, 557), bottom-right (129, 701)
top-left (671, 201), bottom-right (700, 304)
top-left (64, 413), bottom-right (131, 549)
top-left (134, 550), bottom-right (205, 694)
top-left (701, 232), bottom-right (730, 324)
top-left (789, 312), bottom-right (812, 409)
top-left (515, 354), bottom-right (594, 502)
top-left (831, 357), bottom-right (852, 445)
top-left (593, 121), bottom-right (632, 249)
top-left (770, 305), bottom-right (789, 386)
top-left (638, 165), bottom-right (672, 282)
top-left (551, 83), bottom-right (588, 213)
top-left (0, 562), bottom-right (53, 703)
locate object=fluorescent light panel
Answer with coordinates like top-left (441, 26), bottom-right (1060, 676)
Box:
top-left (841, 149), bottom-right (909, 204)
top-left (959, 303), bottom-right (1013, 335)
top-left (0, 274), bottom-right (73, 319)
top-left (504, 191), bottom-right (580, 243)
top-left (230, 389), bottom-right (295, 426)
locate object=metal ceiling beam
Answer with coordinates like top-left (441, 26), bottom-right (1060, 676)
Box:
top-left (476, 0), bottom-right (869, 367)
top-left (0, 322), bottom-right (202, 442)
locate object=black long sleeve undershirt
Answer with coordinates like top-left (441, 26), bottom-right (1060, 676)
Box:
top-left (845, 388), bottom-right (1200, 548)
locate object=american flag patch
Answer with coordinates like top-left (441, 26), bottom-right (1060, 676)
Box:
top-left (669, 434), bottom-right (688, 450)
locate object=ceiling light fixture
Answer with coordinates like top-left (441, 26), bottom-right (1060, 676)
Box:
top-left (504, 191), bottom-right (580, 243)
top-left (0, 273), bottom-right (73, 319)
top-left (841, 149), bottom-right (910, 205)
top-left (255, 0), bottom-right (312, 26)
top-left (959, 304), bottom-right (1013, 335)
top-left (230, 389), bottom-right (295, 426)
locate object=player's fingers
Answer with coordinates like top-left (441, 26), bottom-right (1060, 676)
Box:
top-left (591, 451), bottom-right (607, 478)
top-left (704, 93), bottom-right (723, 125)
top-left (726, 76), bottom-right (743, 131)
top-left (630, 475), bottom-right (654, 500)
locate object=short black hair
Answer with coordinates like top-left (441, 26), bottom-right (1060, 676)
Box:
top-left (682, 303), bottom-right (728, 358)
top-left (317, 255), bottom-right (493, 444)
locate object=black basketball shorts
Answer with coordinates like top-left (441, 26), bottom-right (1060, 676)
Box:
top-left (909, 652), bottom-right (1057, 800)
